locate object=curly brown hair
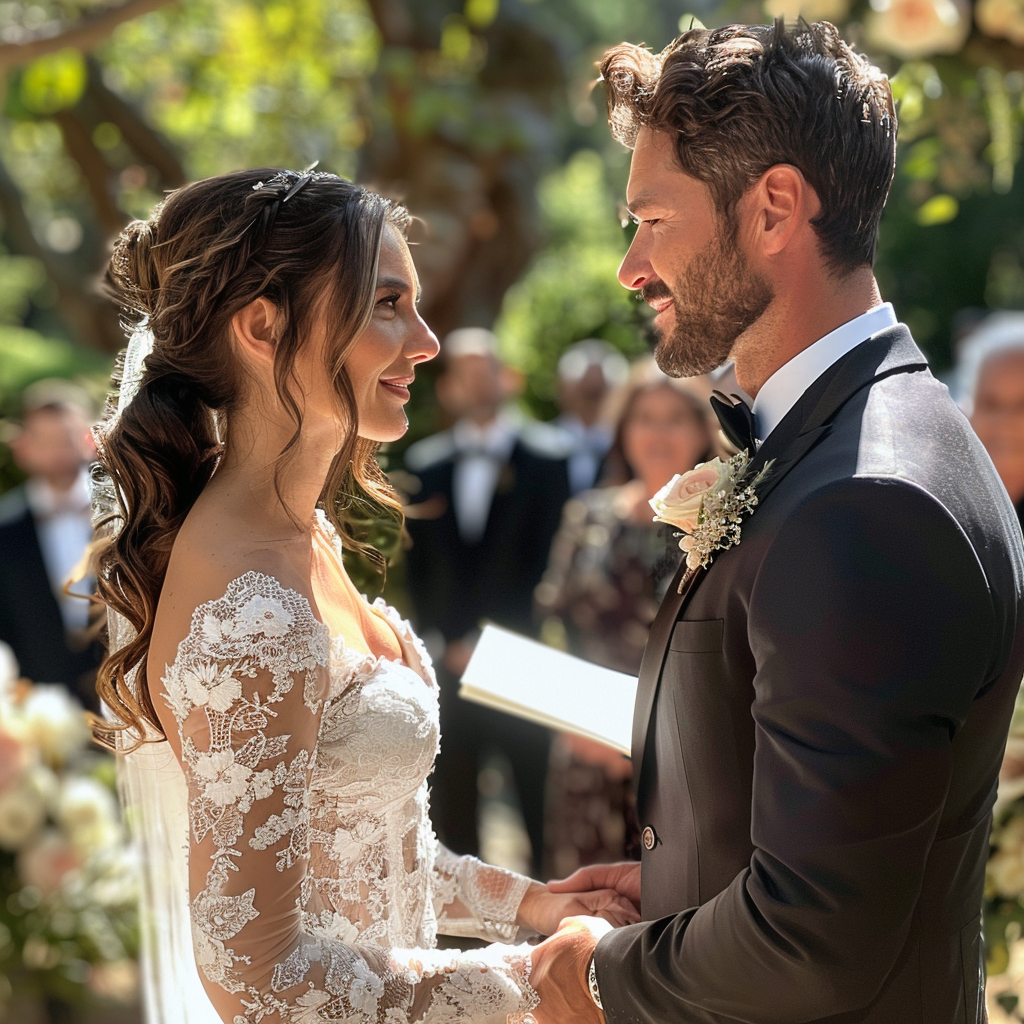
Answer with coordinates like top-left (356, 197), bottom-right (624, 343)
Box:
top-left (598, 20), bottom-right (897, 275)
top-left (92, 169), bottom-right (409, 745)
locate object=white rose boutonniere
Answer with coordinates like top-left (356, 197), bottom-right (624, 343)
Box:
top-left (651, 451), bottom-right (773, 591)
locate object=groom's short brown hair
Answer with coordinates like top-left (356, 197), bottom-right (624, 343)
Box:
top-left (599, 20), bottom-right (897, 276)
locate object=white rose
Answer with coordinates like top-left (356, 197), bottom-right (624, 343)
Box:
top-left (57, 775), bottom-right (120, 851)
top-left (976, 0), bottom-right (1024, 44)
top-left (19, 685), bottom-right (90, 766)
top-left (0, 783), bottom-right (46, 850)
top-left (17, 828), bottom-right (83, 894)
top-left (864, 0), bottom-right (970, 59)
top-left (89, 960), bottom-right (139, 1003)
top-left (650, 458), bottom-right (733, 534)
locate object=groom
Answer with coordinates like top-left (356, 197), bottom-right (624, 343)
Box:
top-left (530, 20), bottom-right (1024, 1024)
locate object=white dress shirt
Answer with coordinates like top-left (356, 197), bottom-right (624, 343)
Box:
top-left (556, 414), bottom-right (613, 495)
top-left (752, 303), bottom-right (898, 443)
top-left (452, 415), bottom-right (517, 544)
top-left (25, 468), bottom-right (94, 632)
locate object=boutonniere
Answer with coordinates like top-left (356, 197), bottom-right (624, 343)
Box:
top-left (650, 451), bottom-right (773, 592)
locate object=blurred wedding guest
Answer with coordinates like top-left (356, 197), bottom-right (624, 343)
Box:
top-left (535, 362), bottom-right (716, 878)
top-left (403, 328), bottom-right (570, 873)
top-left (0, 380), bottom-right (101, 707)
top-left (959, 312), bottom-right (1024, 530)
top-left (554, 339), bottom-right (629, 494)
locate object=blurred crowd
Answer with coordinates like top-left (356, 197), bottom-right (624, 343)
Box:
top-left (3, 311), bottom-right (1024, 986)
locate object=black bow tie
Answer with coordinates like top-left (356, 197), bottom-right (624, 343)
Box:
top-left (710, 391), bottom-right (758, 453)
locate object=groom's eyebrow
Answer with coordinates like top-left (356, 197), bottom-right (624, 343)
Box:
top-left (625, 194), bottom-right (656, 218)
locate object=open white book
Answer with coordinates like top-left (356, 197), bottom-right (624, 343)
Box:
top-left (459, 625), bottom-right (638, 756)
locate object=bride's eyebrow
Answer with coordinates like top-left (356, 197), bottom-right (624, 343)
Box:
top-left (376, 276), bottom-right (422, 303)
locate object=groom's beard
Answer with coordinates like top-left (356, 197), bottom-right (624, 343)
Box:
top-left (648, 227), bottom-right (774, 379)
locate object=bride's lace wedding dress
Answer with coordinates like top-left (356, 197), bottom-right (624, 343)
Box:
top-left (123, 514), bottom-right (539, 1024)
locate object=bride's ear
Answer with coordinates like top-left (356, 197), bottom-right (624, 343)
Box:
top-left (231, 298), bottom-right (280, 367)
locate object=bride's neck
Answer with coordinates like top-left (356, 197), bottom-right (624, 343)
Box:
top-left (203, 405), bottom-right (341, 534)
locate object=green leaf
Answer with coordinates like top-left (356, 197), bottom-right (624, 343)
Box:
top-left (915, 194), bottom-right (959, 226)
top-left (19, 50), bottom-right (87, 115)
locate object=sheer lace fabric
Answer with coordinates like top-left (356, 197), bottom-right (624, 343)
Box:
top-left (157, 541), bottom-right (537, 1024)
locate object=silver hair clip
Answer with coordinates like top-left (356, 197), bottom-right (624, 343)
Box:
top-left (282, 162), bottom-right (319, 202)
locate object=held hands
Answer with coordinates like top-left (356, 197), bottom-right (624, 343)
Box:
top-left (516, 881), bottom-right (639, 936)
top-left (519, 866), bottom-right (643, 1022)
top-left (529, 916), bottom-right (612, 1024)
top-left (547, 861), bottom-right (641, 918)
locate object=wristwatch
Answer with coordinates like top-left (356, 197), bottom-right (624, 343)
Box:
top-left (587, 953), bottom-right (603, 1010)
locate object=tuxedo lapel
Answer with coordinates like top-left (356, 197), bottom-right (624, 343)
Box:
top-left (632, 559), bottom-right (702, 771)
top-left (631, 324), bottom-right (929, 785)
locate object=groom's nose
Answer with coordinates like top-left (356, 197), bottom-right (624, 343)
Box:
top-left (618, 233), bottom-right (652, 291)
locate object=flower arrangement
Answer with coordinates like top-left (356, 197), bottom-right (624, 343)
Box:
top-left (650, 451), bottom-right (772, 589)
top-left (985, 685), bottom-right (1024, 1022)
top-left (0, 650), bottom-right (139, 1014)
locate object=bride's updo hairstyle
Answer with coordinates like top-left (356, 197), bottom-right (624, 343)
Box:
top-left (93, 168), bottom-right (409, 743)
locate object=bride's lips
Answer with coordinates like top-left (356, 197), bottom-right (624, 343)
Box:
top-left (380, 375), bottom-right (414, 399)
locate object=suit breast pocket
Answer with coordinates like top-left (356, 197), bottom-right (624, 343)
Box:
top-left (668, 618), bottom-right (724, 654)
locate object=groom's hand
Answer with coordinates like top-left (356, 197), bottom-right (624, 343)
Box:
top-left (530, 916), bottom-right (611, 1024)
top-left (517, 882), bottom-right (639, 935)
top-left (548, 861), bottom-right (641, 916)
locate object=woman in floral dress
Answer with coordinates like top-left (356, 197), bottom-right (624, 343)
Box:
top-left (536, 365), bottom-right (718, 879)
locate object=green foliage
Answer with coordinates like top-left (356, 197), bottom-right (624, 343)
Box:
top-left (101, 0), bottom-right (377, 177)
top-left (495, 149), bottom-right (648, 418)
top-left (17, 49), bottom-right (87, 115)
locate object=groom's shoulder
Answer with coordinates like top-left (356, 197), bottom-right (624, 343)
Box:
top-left (786, 366), bottom-right (1023, 575)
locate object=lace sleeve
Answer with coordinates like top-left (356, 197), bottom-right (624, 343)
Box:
top-left (431, 845), bottom-right (532, 943)
top-left (163, 573), bottom-right (538, 1024)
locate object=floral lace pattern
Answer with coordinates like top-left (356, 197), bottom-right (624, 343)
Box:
top-left (162, 563), bottom-right (536, 1024)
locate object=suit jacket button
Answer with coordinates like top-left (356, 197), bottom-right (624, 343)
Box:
top-left (642, 826), bottom-right (657, 850)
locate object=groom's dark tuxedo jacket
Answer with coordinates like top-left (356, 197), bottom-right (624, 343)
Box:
top-left (595, 326), bottom-right (1024, 1024)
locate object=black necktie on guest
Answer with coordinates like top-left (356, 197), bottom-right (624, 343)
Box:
top-left (710, 391), bottom-right (758, 453)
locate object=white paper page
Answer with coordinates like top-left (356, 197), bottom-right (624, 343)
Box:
top-left (459, 625), bottom-right (637, 755)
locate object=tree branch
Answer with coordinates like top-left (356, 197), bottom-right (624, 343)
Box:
top-left (85, 59), bottom-right (186, 187)
top-left (51, 108), bottom-right (125, 236)
top-left (0, 0), bottom-right (175, 72)
top-left (0, 151), bottom-right (122, 352)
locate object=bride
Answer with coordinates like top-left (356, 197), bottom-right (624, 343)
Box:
top-left (90, 167), bottom-right (637, 1024)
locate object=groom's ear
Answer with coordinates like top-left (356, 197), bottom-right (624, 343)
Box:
top-left (746, 164), bottom-right (820, 259)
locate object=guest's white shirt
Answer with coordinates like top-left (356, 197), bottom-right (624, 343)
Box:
top-left (752, 303), bottom-right (898, 443)
top-left (452, 414), bottom-right (517, 544)
top-left (25, 468), bottom-right (94, 632)
top-left (555, 414), bottom-right (613, 495)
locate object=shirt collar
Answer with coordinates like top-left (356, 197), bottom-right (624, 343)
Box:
top-left (453, 411), bottom-right (517, 457)
top-left (26, 467), bottom-right (92, 519)
top-left (752, 303), bottom-right (898, 442)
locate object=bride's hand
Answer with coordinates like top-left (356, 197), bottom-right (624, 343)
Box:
top-left (516, 881), bottom-right (640, 935)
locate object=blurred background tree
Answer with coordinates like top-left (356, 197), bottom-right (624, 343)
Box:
top-left (0, 0), bottom-right (1021, 469)
top-left (1, 0), bottom-right (1022, 1012)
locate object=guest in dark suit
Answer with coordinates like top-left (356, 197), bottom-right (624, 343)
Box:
top-left (959, 312), bottom-right (1024, 533)
top-left (0, 380), bottom-right (101, 708)
top-left (529, 22), bottom-right (1024, 1024)
top-left (404, 328), bottom-right (570, 874)
top-left (554, 340), bottom-right (628, 495)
